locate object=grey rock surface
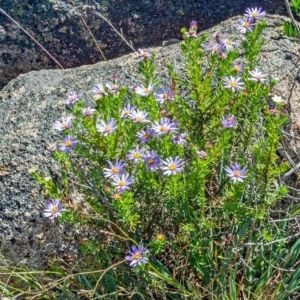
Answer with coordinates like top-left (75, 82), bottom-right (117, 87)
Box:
top-left (0, 0), bottom-right (287, 90)
top-left (0, 14), bottom-right (300, 269)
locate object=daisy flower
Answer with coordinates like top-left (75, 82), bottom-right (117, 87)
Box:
top-left (171, 133), bottom-right (188, 146)
top-left (121, 103), bottom-right (136, 118)
top-left (43, 199), bottom-right (64, 219)
top-left (53, 116), bottom-right (72, 131)
top-left (58, 135), bottom-right (78, 154)
top-left (129, 109), bottom-right (150, 123)
top-left (248, 68), bottom-right (267, 82)
top-left (91, 83), bottom-right (107, 96)
top-left (144, 150), bottom-right (161, 171)
top-left (134, 48), bottom-right (153, 62)
top-left (125, 245), bottom-right (148, 267)
top-left (82, 107), bottom-right (96, 117)
top-left (225, 163), bottom-right (248, 183)
top-left (155, 86), bottom-right (174, 104)
top-left (244, 7), bottom-right (266, 20)
top-left (161, 156), bottom-right (184, 176)
top-left (152, 118), bottom-right (178, 136)
top-left (136, 126), bottom-right (155, 143)
top-left (96, 118), bottom-right (118, 136)
top-left (222, 115), bottom-right (237, 128)
top-left (223, 76), bottom-right (244, 92)
top-left (272, 95), bottom-right (284, 103)
top-left (103, 159), bottom-right (126, 178)
top-left (111, 174), bottom-right (134, 191)
top-left (126, 145), bottom-right (146, 165)
top-left (65, 91), bottom-right (81, 107)
top-left (135, 83), bottom-right (154, 96)
top-left (220, 38), bottom-right (239, 51)
top-left (205, 42), bottom-right (220, 54)
top-left (237, 18), bottom-right (255, 34)
top-left (232, 61), bottom-right (245, 73)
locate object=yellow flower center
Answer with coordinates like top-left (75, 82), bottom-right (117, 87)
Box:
top-left (230, 81), bottom-right (237, 87)
top-left (144, 88), bottom-right (149, 94)
top-left (51, 206), bottom-right (58, 214)
top-left (61, 122), bottom-right (68, 129)
top-left (148, 158), bottom-right (154, 165)
top-left (234, 171), bottom-right (240, 178)
top-left (233, 66), bottom-right (240, 71)
top-left (124, 110), bottom-right (130, 115)
top-left (226, 40), bottom-right (232, 45)
top-left (114, 193), bottom-right (121, 200)
top-left (112, 167), bottom-right (119, 174)
top-left (105, 126), bottom-right (111, 132)
top-left (163, 92), bottom-right (169, 99)
top-left (244, 22), bottom-right (249, 28)
top-left (136, 116), bottom-right (143, 122)
top-left (157, 234), bottom-right (164, 240)
top-left (119, 181), bottom-right (125, 187)
top-left (65, 140), bottom-right (72, 147)
top-left (144, 133), bottom-right (150, 139)
top-left (133, 253), bottom-right (141, 260)
top-left (169, 164), bottom-right (176, 171)
top-left (212, 45), bottom-right (218, 51)
top-left (133, 152), bottom-right (140, 158)
top-left (252, 12), bottom-right (258, 18)
top-left (160, 125), bottom-right (167, 132)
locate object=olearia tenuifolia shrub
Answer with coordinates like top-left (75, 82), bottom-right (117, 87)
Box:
top-left (32, 7), bottom-right (298, 299)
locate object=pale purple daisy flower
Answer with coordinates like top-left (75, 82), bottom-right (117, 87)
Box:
top-left (105, 83), bottom-right (121, 94)
top-left (82, 107), bottom-right (96, 117)
top-left (43, 199), bottom-right (64, 219)
top-left (232, 61), bottom-right (245, 73)
top-left (161, 156), bottom-right (184, 176)
top-left (237, 18), bottom-right (255, 34)
top-left (58, 135), bottom-right (78, 154)
top-left (47, 142), bottom-right (57, 153)
top-left (136, 126), bottom-right (155, 143)
top-left (96, 119), bottom-right (118, 136)
top-left (222, 115), bottom-right (237, 128)
top-left (103, 159), bottom-right (126, 178)
top-left (111, 174), bottom-right (134, 191)
top-left (129, 109), bottom-right (150, 124)
top-left (155, 86), bottom-right (174, 104)
top-left (125, 245), bottom-right (148, 267)
top-left (135, 83), bottom-right (154, 96)
top-left (134, 48), bottom-right (153, 62)
top-left (144, 150), bottom-right (161, 171)
top-left (244, 7), bottom-right (266, 20)
top-left (225, 163), bottom-right (248, 183)
top-left (172, 133), bottom-right (188, 146)
top-left (152, 118), bottom-right (178, 136)
top-left (126, 145), bottom-right (146, 165)
top-left (65, 91), bottom-right (81, 107)
top-left (91, 83), bottom-right (107, 96)
top-left (53, 116), bottom-right (72, 131)
top-left (205, 42), bottom-right (220, 54)
top-left (223, 76), bottom-right (244, 92)
top-left (220, 38), bottom-right (239, 51)
top-left (121, 103), bottom-right (136, 118)
top-left (248, 68), bottom-right (267, 82)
